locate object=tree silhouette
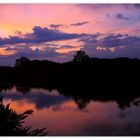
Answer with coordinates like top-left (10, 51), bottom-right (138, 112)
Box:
top-left (74, 97), bottom-right (91, 109)
top-left (73, 51), bottom-right (89, 62)
top-left (15, 57), bottom-right (30, 67)
top-left (0, 96), bottom-right (48, 136)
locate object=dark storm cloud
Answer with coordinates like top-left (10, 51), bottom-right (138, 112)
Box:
top-left (123, 4), bottom-right (140, 10)
top-left (81, 33), bottom-right (140, 59)
top-left (5, 32), bottom-right (140, 57)
top-left (49, 21), bottom-right (90, 29)
top-left (100, 34), bottom-right (140, 48)
top-left (0, 26), bottom-right (85, 46)
top-left (115, 13), bottom-right (131, 20)
top-left (133, 4), bottom-right (140, 9)
top-left (0, 36), bottom-right (27, 45)
top-left (81, 33), bottom-right (140, 48)
top-left (77, 4), bottom-right (116, 10)
top-left (0, 44), bottom-right (63, 66)
top-left (25, 26), bottom-right (85, 43)
top-left (60, 45), bottom-right (78, 49)
top-left (70, 21), bottom-right (89, 26)
top-left (49, 24), bottom-right (64, 29)
top-left (0, 46), bottom-right (69, 66)
top-left (2, 25), bottom-right (140, 65)
top-left (79, 34), bottom-right (100, 44)
top-left (100, 34), bottom-right (128, 48)
top-left (15, 47), bottom-right (60, 58)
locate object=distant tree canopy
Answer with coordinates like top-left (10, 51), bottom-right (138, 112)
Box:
top-left (15, 57), bottom-right (30, 67)
top-left (73, 51), bottom-right (90, 62)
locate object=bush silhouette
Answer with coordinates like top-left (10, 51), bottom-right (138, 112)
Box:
top-left (0, 96), bottom-right (48, 136)
top-left (15, 57), bottom-right (30, 67)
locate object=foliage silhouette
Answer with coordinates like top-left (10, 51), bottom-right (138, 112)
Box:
top-left (0, 51), bottom-right (140, 110)
top-left (72, 51), bottom-right (90, 62)
top-left (0, 96), bottom-right (48, 136)
top-left (15, 56), bottom-right (30, 67)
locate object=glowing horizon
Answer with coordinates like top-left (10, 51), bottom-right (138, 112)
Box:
top-left (0, 4), bottom-right (140, 66)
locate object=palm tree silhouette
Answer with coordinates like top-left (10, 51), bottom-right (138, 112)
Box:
top-left (0, 96), bottom-right (48, 136)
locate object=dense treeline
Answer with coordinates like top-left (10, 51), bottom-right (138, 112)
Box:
top-left (0, 51), bottom-right (140, 85)
top-left (0, 51), bottom-right (140, 109)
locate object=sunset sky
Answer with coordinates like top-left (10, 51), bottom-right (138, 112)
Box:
top-left (1, 4), bottom-right (140, 65)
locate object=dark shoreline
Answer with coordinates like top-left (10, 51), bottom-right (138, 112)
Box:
top-left (0, 57), bottom-right (140, 110)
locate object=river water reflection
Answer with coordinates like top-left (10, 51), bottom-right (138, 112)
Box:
top-left (1, 86), bottom-right (140, 136)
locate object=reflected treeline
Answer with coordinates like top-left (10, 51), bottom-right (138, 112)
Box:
top-left (0, 96), bottom-right (48, 136)
top-left (0, 82), bottom-right (140, 110)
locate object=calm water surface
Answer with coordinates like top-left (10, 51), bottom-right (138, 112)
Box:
top-left (1, 86), bottom-right (140, 136)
